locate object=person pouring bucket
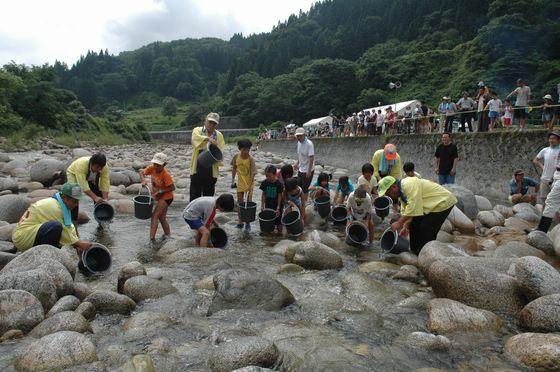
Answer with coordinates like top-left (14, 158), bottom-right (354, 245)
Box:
top-left (378, 175), bottom-right (457, 255)
top-left (189, 113), bottom-right (225, 201)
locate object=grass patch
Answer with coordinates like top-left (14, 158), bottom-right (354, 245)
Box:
top-left (126, 106), bottom-right (186, 131)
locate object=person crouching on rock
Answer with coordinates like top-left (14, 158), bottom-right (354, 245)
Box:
top-left (309, 172), bottom-right (332, 203)
top-left (140, 152), bottom-right (176, 242)
top-left (378, 175), bottom-right (457, 255)
top-left (12, 183), bottom-right (92, 254)
top-left (346, 188), bottom-right (375, 246)
top-left (182, 194), bottom-right (234, 247)
top-left (509, 170), bottom-right (539, 205)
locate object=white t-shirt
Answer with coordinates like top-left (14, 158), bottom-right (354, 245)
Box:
top-left (346, 192), bottom-right (372, 221)
top-left (297, 138), bottom-right (315, 173)
top-left (488, 99), bottom-right (502, 112)
top-left (504, 105), bottom-right (514, 119)
top-left (376, 114), bottom-right (385, 127)
top-left (357, 175), bottom-right (378, 194)
top-left (514, 86), bottom-right (531, 107)
top-left (536, 146), bottom-right (560, 181)
top-left (477, 96), bottom-right (485, 112)
top-left (183, 197), bottom-right (215, 223)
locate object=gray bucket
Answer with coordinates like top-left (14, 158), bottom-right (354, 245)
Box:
top-left (345, 221), bottom-right (368, 247)
top-left (197, 144), bottom-right (223, 168)
top-left (373, 196), bottom-right (392, 219)
top-left (81, 243), bottom-right (112, 274)
top-left (380, 228), bottom-right (410, 254)
top-left (93, 202), bottom-right (114, 224)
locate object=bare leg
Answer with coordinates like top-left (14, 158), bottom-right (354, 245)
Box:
top-left (157, 202), bottom-right (170, 237)
top-left (368, 218), bottom-right (375, 244)
top-left (237, 192), bottom-right (244, 225)
top-left (149, 200), bottom-right (167, 240)
top-left (198, 227), bottom-right (211, 247)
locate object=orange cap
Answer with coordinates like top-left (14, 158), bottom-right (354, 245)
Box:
top-left (384, 144), bottom-right (397, 160)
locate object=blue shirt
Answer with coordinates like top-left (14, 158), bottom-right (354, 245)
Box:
top-left (311, 180), bottom-right (331, 192)
top-left (509, 177), bottom-right (538, 195)
top-left (336, 181), bottom-right (355, 196)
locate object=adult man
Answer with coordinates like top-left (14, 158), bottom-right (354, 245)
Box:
top-left (189, 113), bottom-right (225, 201)
top-left (509, 170), bottom-right (540, 205)
top-left (456, 91), bottom-right (475, 132)
top-left (506, 78), bottom-right (532, 132)
top-left (532, 160), bottom-right (560, 233)
top-left (66, 153), bottom-right (110, 205)
top-left (12, 183), bottom-right (92, 252)
top-left (376, 109), bottom-right (384, 134)
top-left (371, 143), bottom-right (403, 181)
top-left (378, 176), bottom-right (457, 255)
top-left (533, 131), bottom-right (560, 205)
top-left (434, 132), bottom-right (459, 185)
top-left (476, 82), bottom-right (490, 132)
top-left (294, 127), bottom-right (314, 206)
top-left (440, 97), bottom-right (456, 133)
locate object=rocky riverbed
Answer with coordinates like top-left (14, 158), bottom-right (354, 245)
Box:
top-left (0, 143), bottom-right (560, 371)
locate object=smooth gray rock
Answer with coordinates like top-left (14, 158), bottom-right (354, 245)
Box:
top-left (15, 331), bottom-right (98, 371)
top-left (492, 241), bottom-right (546, 259)
top-left (0, 269), bottom-right (58, 311)
top-left (444, 184), bottom-right (479, 219)
top-left (405, 331), bottom-right (451, 351)
top-left (513, 202), bottom-right (539, 215)
top-left (117, 261), bottom-right (147, 293)
top-left (2, 257), bottom-right (73, 297)
top-left (447, 206), bottom-right (475, 234)
top-left (208, 336), bottom-right (279, 372)
top-left (505, 333), bottom-right (560, 370)
top-left (120, 170), bottom-right (141, 184)
top-left (493, 204), bottom-right (514, 218)
top-left (0, 251), bottom-right (16, 268)
top-left (122, 275), bottom-right (177, 302)
top-left (507, 256), bottom-right (560, 301)
top-left (46, 295), bottom-right (81, 317)
top-left (520, 294), bottom-right (560, 332)
top-left (417, 241), bottom-right (468, 273)
top-left (208, 270), bottom-right (295, 315)
top-left (0, 289), bottom-right (44, 334)
top-left (110, 172), bottom-right (131, 187)
top-left (436, 230), bottom-right (455, 243)
top-left (72, 148), bottom-right (92, 158)
top-left (0, 177), bottom-right (19, 193)
top-left (84, 290), bottom-right (136, 315)
top-left (427, 298), bottom-right (502, 334)
top-left (2, 244), bottom-right (76, 277)
top-left (75, 302), bottom-right (96, 320)
top-left (123, 311), bottom-right (174, 338)
top-left (0, 194), bottom-right (30, 223)
top-left (2, 159), bottom-right (25, 174)
top-left (30, 311), bottom-right (92, 337)
top-left (73, 282), bottom-right (93, 301)
top-left (515, 211), bottom-right (541, 224)
top-left (0, 240), bottom-right (16, 253)
top-left (526, 230), bottom-right (555, 256)
top-left (477, 210), bottom-right (505, 228)
top-left (0, 223), bottom-right (15, 241)
top-left (284, 241), bottom-right (343, 270)
top-left (475, 195), bottom-right (492, 211)
top-left (29, 159), bottom-right (64, 187)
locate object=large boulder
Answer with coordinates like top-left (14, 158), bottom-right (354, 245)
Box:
top-left (75, 302), bottom-right (96, 320)
top-left (30, 311), bottom-right (92, 337)
top-left (29, 159), bottom-right (65, 187)
top-left (207, 270), bottom-right (295, 315)
top-left (447, 206), bottom-right (475, 234)
top-left (428, 257), bottom-right (526, 314)
top-left (2, 244), bottom-right (76, 276)
top-left (417, 241), bottom-right (468, 273)
top-left (0, 223), bottom-right (15, 241)
top-left (493, 204), bottom-right (514, 218)
top-left (108, 199), bottom-right (134, 214)
top-left (526, 230), bottom-right (555, 256)
top-left (520, 294), bottom-right (560, 331)
top-left (504, 216), bottom-right (533, 232)
top-left (477, 210), bottom-right (505, 228)
top-left (0, 269), bottom-right (58, 310)
top-left (0, 194), bottom-right (30, 223)
top-left (552, 224), bottom-right (560, 256)
top-left (117, 261), bottom-right (146, 293)
top-left (72, 148), bottom-right (92, 158)
top-left (492, 241), bottom-right (546, 259)
top-left (0, 251), bottom-right (15, 268)
top-left (404, 332), bottom-right (450, 352)
top-left (427, 298), bottom-right (502, 334)
top-left (84, 290), bottom-right (136, 315)
top-left (122, 275), bottom-right (177, 302)
top-left (284, 241), bottom-right (343, 270)
top-left (513, 202), bottom-right (539, 215)
top-left (2, 257), bottom-right (73, 297)
top-left (2, 159), bottom-right (26, 174)
top-left (475, 195), bottom-right (492, 211)
top-left (507, 256), bottom-right (560, 301)
top-left (0, 177), bottom-right (18, 193)
top-left (208, 336), bottom-right (279, 372)
top-left (110, 172), bottom-right (132, 187)
top-left (504, 333), bottom-right (560, 370)
top-left (46, 295), bottom-right (81, 317)
top-left (444, 184), bottom-right (478, 219)
top-left (14, 331), bottom-right (98, 371)
top-left (0, 289), bottom-right (44, 334)
top-left (120, 170), bottom-right (141, 184)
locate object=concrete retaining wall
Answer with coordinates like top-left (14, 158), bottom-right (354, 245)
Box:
top-left (150, 129), bottom-right (251, 142)
top-left (259, 131), bottom-right (550, 200)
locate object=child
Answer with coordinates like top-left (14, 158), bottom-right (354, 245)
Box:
top-left (503, 98), bottom-right (514, 128)
top-left (346, 188), bottom-right (375, 245)
top-left (357, 163), bottom-right (378, 197)
top-left (139, 152), bottom-right (176, 241)
top-left (260, 165), bottom-right (284, 233)
top-left (277, 164), bottom-right (294, 186)
top-left (182, 194), bottom-right (235, 247)
top-left (403, 162), bottom-right (422, 178)
top-left (484, 91), bottom-right (502, 131)
top-left (309, 172), bottom-right (332, 201)
top-left (334, 176), bottom-right (354, 204)
top-left (284, 177), bottom-right (305, 225)
top-left (231, 139), bottom-right (257, 230)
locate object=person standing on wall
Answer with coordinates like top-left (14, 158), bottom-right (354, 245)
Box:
top-left (294, 127), bottom-right (315, 207)
top-left (189, 113), bottom-right (225, 201)
top-left (476, 82), bottom-right (490, 132)
top-left (506, 78), bottom-right (532, 132)
top-left (456, 91), bottom-right (475, 132)
top-left (434, 132), bottom-right (459, 185)
top-left (533, 131), bottom-right (560, 206)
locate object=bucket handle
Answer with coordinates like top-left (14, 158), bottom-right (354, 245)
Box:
top-left (139, 184), bottom-right (152, 196)
top-left (283, 204), bottom-right (301, 219)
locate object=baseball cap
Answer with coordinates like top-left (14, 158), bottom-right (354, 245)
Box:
top-left (60, 183), bottom-right (85, 200)
top-left (151, 152), bottom-right (167, 165)
top-left (550, 131), bottom-right (560, 139)
top-left (478, 81), bottom-right (485, 87)
top-left (206, 112), bottom-right (220, 124)
top-left (514, 170), bottom-right (524, 176)
top-left (378, 176), bottom-right (396, 197)
top-left (384, 144), bottom-right (398, 160)
top-left (295, 127), bottom-right (305, 136)
top-left (543, 94), bottom-right (553, 100)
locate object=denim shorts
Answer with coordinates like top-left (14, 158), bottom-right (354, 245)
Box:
top-left (489, 111), bottom-right (499, 119)
top-left (185, 218), bottom-right (204, 230)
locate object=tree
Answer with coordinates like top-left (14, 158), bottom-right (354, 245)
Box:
top-left (162, 97), bottom-right (178, 117)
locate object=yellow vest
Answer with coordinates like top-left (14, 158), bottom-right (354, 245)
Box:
top-left (190, 127), bottom-right (225, 178)
top-left (66, 156), bottom-right (110, 193)
top-left (400, 177), bottom-right (457, 217)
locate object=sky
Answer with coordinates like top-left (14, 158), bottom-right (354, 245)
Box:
top-left (0, 0), bottom-right (317, 66)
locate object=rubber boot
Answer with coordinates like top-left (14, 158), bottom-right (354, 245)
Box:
top-left (537, 216), bottom-right (553, 233)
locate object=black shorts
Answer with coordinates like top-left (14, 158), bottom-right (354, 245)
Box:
top-left (164, 198), bottom-right (173, 206)
top-left (514, 107), bottom-right (527, 119)
top-left (297, 171), bottom-right (314, 194)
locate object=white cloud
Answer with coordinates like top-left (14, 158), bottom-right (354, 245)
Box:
top-left (0, 0), bottom-right (317, 66)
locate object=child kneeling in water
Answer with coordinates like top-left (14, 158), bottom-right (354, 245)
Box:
top-left (182, 194), bottom-right (235, 247)
top-left (346, 188), bottom-right (375, 245)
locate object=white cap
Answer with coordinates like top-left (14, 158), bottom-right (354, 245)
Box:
top-left (543, 94), bottom-right (553, 100)
top-left (295, 128), bottom-right (305, 136)
top-left (151, 152), bottom-right (167, 165)
top-left (206, 112), bottom-right (220, 124)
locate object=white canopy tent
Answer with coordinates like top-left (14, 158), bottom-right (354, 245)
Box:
top-left (302, 116), bottom-right (333, 128)
top-left (364, 100), bottom-right (420, 116)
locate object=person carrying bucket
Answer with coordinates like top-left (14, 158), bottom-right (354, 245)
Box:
top-left (284, 177), bottom-right (306, 225)
top-left (189, 113), bottom-right (225, 201)
top-left (378, 176), bottom-right (457, 255)
top-left (259, 165), bottom-right (284, 233)
top-left (231, 139), bottom-right (257, 231)
top-left (12, 183), bottom-right (92, 254)
top-left (139, 152), bottom-right (176, 242)
top-left (182, 194), bottom-right (235, 247)
top-left (334, 176), bottom-right (354, 204)
top-left (309, 172), bottom-right (332, 202)
top-left (346, 188), bottom-right (374, 246)
top-left (371, 144), bottom-right (403, 182)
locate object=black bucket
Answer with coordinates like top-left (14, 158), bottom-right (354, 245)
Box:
top-left (210, 227), bottom-right (228, 248)
top-left (238, 201), bottom-right (257, 223)
top-left (373, 196), bottom-right (392, 218)
top-left (197, 144), bottom-right (223, 168)
top-left (314, 196), bottom-right (331, 218)
top-left (346, 222), bottom-right (369, 247)
top-left (258, 209), bottom-right (277, 233)
top-left (380, 228), bottom-right (410, 254)
top-left (282, 209), bottom-right (304, 236)
top-left (93, 202), bottom-right (114, 224)
top-left (81, 243), bottom-right (112, 274)
top-left (330, 205), bottom-right (348, 225)
top-left (133, 195), bottom-right (154, 220)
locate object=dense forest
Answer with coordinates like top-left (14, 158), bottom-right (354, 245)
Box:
top-left (2, 0), bottom-right (560, 135)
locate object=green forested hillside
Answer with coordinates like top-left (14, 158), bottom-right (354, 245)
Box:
top-left (5, 0), bottom-right (559, 133)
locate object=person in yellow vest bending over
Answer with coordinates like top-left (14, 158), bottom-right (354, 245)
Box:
top-left (12, 183), bottom-right (92, 253)
top-left (66, 153), bottom-right (110, 204)
top-left (189, 112), bottom-right (225, 201)
top-left (371, 144), bottom-right (403, 181)
top-left (378, 176), bottom-right (457, 255)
